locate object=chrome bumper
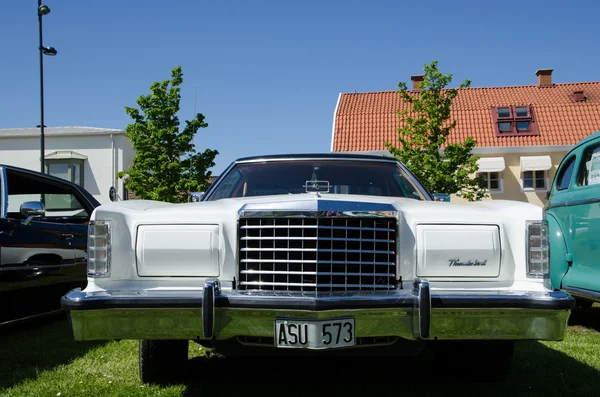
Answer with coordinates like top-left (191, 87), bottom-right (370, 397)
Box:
top-left (61, 279), bottom-right (575, 343)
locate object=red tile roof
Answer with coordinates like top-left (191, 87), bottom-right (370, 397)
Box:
top-left (332, 82), bottom-right (600, 152)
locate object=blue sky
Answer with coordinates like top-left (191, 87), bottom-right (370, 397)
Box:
top-left (1, 0), bottom-right (599, 174)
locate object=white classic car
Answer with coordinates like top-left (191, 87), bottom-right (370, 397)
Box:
top-left (61, 153), bottom-right (575, 383)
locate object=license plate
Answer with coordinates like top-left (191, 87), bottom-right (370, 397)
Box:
top-left (274, 317), bottom-right (355, 349)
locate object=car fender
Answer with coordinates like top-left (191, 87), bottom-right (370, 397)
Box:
top-left (545, 213), bottom-right (570, 289)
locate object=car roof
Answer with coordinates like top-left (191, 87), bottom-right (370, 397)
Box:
top-left (0, 163), bottom-right (80, 185)
top-left (0, 163), bottom-right (101, 207)
top-left (569, 130), bottom-right (600, 153)
top-left (234, 153), bottom-right (399, 163)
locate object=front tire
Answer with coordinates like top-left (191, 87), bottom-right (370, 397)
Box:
top-left (434, 340), bottom-right (515, 382)
top-left (139, 339), bottom-right (188, 384)
top-left (575, 298), bottom-right (594, 308)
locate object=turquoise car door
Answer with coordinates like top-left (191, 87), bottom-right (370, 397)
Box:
top-left (546, 155), bottom-right (576, 289)
top-left (561, 142), bottom-right (600, 294)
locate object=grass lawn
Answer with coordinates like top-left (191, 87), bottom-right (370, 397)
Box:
top-left (1, 305), bottom-right (599, 397)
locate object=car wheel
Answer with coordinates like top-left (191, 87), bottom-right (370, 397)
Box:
top-left (139, 339), bottom-right (188, 384)
top-left (575, 298), bottom-right (594, 308)
top-left (434, 340), bottom-right (515, 382)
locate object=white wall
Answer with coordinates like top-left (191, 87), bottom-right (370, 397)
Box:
top-left (0, 134), bottom-right (133, 205)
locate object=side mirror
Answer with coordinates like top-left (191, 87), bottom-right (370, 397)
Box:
top-left (190, 192), bottom-right (204, 202)
top-left (20, 201), bottom-right (45, 225)
top-left (545, 191), bottom-right (550, 200)
top-left (432, 193), bottom-right (450, 202)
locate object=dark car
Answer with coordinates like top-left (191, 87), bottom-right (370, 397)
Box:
top-left (0, 164), bottom-right (100, 326)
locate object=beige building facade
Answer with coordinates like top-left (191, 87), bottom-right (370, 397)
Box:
top-left (330, 69), bottom-right (600, 207)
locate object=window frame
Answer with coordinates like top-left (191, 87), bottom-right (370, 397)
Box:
top-left (491, 105), bottom-right (539, 137)
top-left (555, 155), bottom-right (576, 192)
top-left (576, 143), bottom-right (600, 187)
top-left (521, 170), bottom-right (549, 192)
top-left (45, 159), bottom-right (85, 187)
top-left (478, 171), bottom-right (504, 194)
top-left (3, 167), bottom-right (96, 222)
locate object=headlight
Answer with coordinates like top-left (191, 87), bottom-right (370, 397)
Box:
top-left (526, 220), bottom-right (549, 278)
top-left (88, 220), bottom-right (111, 278)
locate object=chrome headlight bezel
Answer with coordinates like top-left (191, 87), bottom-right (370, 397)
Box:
top-left (526, 220), bottom-right (549, 279)
top-left (87, 220), bottom-right (112, 278)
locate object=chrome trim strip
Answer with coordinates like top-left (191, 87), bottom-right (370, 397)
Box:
top-left (413, 279), bottom-right (431, 340)
top-left (525, 220), bottom-right (550, 279)
top-left (0, 264), bottom-right (77, 271)
top-left (239, 210), bottom-right (398, 219)
top-left (235, 156), bottom-right (399, 165)
top-left (545, 196), bottom-right (600, 211)
top-left (236, 213), bottom-right (398, 292)
top-left (240, 270), bottom-right (395, 277)
top-left (240, 248), bottom-right (395, 254)
top-left (0, 166), bottom-right (7, 218)
top-left (240, 225), bottom-right (395, 232)
top-left (62, 286), bottom-right (574, 342)
top-left (240, 259), bottom-right (394, 265)
top-left (202, 279), bottom-right (218, 339)
top-left (239, 281), bottom-right (394, 289)
top-left (62, 287), bottom-right (574, 305)
top-left (241, 236), bottom-right (395, 243)
top-left (563, 286), bottom-right (600, 303)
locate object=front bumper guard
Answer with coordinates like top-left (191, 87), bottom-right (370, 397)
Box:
top-left (61, 278), bottom-right (575, 343)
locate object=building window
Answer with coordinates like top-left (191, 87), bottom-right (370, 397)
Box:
top-left (46, 160), bottom-right (84, 187)
top-left (491, 105), bottom-right (539, 137)
top-left (523, 170), bottom-right (547, 190)
top-left (44, 151), bottom-right (87, 187)
top-left (479, 172), bottom-right (503, 193)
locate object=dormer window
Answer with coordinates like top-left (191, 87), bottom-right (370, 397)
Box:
top-left (491, 105), bottom-right (539, 137)
top-left (498, 107), bottom-right (511, 118)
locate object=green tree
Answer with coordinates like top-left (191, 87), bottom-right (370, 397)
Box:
top-left (118, 66), bottom-right (219, 203)
top-left (385, 61), bottom-right (487, 201)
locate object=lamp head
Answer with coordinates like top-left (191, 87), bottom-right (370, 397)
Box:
top-left (41, 46), bottom-right (57, 56)
top-left (38, 5), bottom-right (51, 15)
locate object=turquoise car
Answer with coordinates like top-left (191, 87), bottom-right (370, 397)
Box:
top-left (545, 130), bottom-right (600, 308)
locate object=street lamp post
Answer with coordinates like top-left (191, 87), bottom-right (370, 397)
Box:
top-left (38, 1), bottom-right (57, 173)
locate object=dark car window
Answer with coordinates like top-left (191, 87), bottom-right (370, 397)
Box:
top-left (577, 143), bottom-right (600, 186)
top-left (205, 160), bottom-right (427, 201)
top-left (5, 169), bottom-right (91, 222)
top-left (556, 156), bottom-right (576, 191)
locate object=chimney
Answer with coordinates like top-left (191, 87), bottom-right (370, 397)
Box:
top-left (536, 69), bottom-right (554, 87)
top-left (411, 75), bottom-right (424, 92)
top-left (572, 90), bottom-right (586, 102)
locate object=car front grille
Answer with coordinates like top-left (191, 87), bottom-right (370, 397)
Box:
top-left (237, 217), bottom-right (398, 292)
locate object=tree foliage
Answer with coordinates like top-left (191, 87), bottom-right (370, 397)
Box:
top-left (385, 61), bottom-right (487, 201)
top-left (118, 66), bottom-right (219, 203)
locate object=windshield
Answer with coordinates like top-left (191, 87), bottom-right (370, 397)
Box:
top-left (204, 160), bottom-right (429, 201)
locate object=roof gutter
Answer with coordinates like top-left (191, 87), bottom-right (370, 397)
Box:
top-left (330, 93), bottom-right (342, 152)
top-left (0, 131), bottom-right (127, 139)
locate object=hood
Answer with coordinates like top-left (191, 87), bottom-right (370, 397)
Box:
top-left (95, 193), bottom-right (541, 226)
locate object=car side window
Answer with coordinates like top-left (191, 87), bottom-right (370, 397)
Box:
top-left (577, 143), bottom-right (600, 186)
top-left (208, 169), bottom-right (243, 201)
top-left (6, 169), bottom-right (90, 222)
top-left (556, 156), bottom-right (576, 191)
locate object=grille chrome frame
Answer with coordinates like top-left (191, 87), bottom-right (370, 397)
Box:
top-left (237, 207), bottom-right (398, 293)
